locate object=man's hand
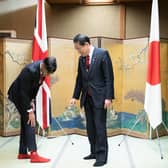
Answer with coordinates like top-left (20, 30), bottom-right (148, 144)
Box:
top-left (104, 99), bottom-right (112, 109)
top-left (27, 111), bottom-right (36, 127)
top-left (69, 98), bottom-right (77, 106)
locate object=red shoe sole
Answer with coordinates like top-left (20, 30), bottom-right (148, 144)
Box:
top-left (30, 159), bottom-right (51, 163)
top-left (18, 154), bottom-right (30, 159)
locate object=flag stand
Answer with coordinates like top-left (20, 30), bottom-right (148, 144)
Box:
top-left (118, 111), bottom-right (147, 146)
top-left (44, 117), bottom-right (74, 145)
top-left (155, 127), bottom-right (163, 159)
top-left (154, 121), bottom-right (168, 159)
top-left (36, 125), bottom-right (47, 147)
top-left (36, 119), bottom-right (74, 145)
top-left (52, 117), bottom-right (74, 145)
top-left (118, 112), bottom-right (168, 160)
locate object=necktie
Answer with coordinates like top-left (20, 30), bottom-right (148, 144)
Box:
top-left (86, 55), bottom-right (90, 70)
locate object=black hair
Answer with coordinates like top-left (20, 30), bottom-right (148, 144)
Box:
top-left (43, 57), bottom-right (57, 74)
top-left (73, 34), bottom-right (90, 46)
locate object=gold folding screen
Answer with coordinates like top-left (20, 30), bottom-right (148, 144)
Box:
top-left (0, 38), bottom-right (31, 136)
top-left (0, 39), bottom-right (3, 135)
top-left (0, 37), bottom-right (167, 138)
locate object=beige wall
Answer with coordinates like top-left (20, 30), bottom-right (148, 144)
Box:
top-left (126, 0), bottom-right (168, 38)
top-left (46, 4), bottom-right (120, 38)
top-left (0, 0), bottom-right (167, 39)
top-left (126, 4), bottom-right (150, 38)
top-left (0, 1), bottom-right (120, 39)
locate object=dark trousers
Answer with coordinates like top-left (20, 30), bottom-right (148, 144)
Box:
top-left (15, 103), bottom-right (37, 154)
top-left (84, 94), bottom-right (108, 162)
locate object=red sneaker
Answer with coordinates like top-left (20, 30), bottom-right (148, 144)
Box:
top-left (18, 154), bottom-right (30, 159)
top-left (30, 151), bottom-right (50, 163)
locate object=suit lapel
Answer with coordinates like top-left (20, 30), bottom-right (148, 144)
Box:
top-left (32, 61), bottom-right (41, 86)
top-left (35, 61), bottom-right (41, 80)
top-left (80, 56), bottom-right (86, 71)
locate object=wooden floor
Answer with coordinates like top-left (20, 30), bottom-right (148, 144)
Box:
top-left (0, 135), bottom-right (168, 168)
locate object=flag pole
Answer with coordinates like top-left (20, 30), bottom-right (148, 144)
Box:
top-left (155, 127), bottom-right (163, 159)
top-left (162, 121), bottom-right (168, 133)
top-left (149, 125), bottom-right (152, 139)
top-left (153, 121), bottom-right (168, 159)
top-left (46, 118), bottom-right (74, 146)
top-left (118, 0), bottom-right (168, 160)
top-left (46, 105), bottom-right (75, 146)
top-left (53, 117), bottom-right (74, 145)
top-left (118, 114), bottom-right (144, 146)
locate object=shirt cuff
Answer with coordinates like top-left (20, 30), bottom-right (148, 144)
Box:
top-left (27, 108), bottom-right (33, 113)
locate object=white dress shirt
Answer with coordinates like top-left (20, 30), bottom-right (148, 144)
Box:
top-left (89, 45), bottom-right (94, 64)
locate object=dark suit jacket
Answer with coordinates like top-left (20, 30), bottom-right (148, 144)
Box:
top-left (73, 47), bottom-right (114, 108)
top-left (8, 61), bottom-right (42, 114)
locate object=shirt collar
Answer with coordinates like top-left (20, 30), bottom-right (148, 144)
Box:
top-left (89, 45), bottom-right (94, 58)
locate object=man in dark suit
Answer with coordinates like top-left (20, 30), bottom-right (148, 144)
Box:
top-left (8, 57), bottom-right (57, 163)
top-left (70, 34), bottom-right (114, 167)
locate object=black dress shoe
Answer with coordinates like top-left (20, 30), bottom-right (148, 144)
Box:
top-left (93, 161), bottom-right (106, 167)
top-left (83, 154), bottom-right (96, 160)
